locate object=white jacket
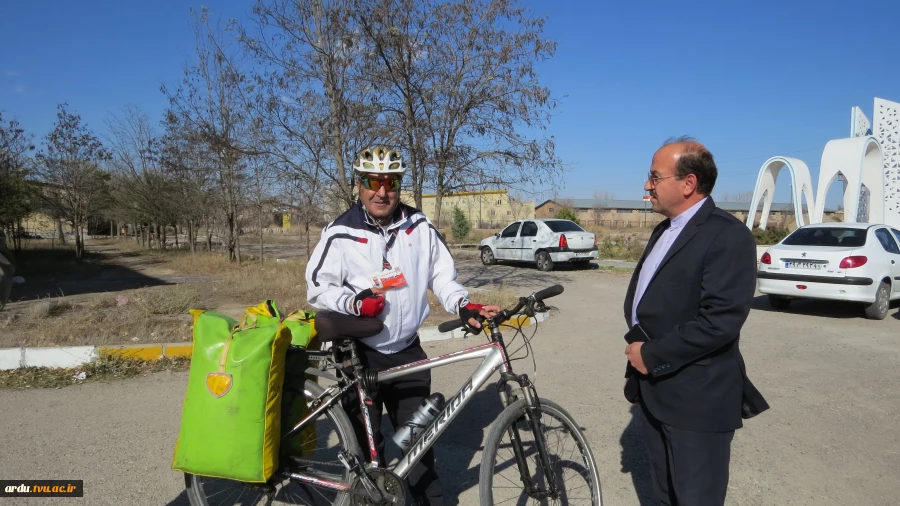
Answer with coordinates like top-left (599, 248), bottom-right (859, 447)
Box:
top-left (306, 202), bottom-right (469, 354)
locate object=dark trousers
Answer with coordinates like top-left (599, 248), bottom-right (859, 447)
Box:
top-left (640, 402), bottom-right (734, 506)
top-left (341, 339), bottom-right (443, 506)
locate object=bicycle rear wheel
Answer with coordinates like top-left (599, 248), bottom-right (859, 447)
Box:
top-left (184, 380), bottom-right (360, 506)
top-left (480, 397), bottom-right (602, 505)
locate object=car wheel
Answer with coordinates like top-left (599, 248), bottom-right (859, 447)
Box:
top-left (481, 247), bottom-right (496, 266)
top-left (536, 251), bottom-right (554, 272)
top-left (864, 281), bottom-right (890, 320)
top-left (768, 295), bottom-right (791, 311)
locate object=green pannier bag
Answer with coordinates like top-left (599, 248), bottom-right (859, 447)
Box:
top-left (172, 300), bottom-right (317, 483)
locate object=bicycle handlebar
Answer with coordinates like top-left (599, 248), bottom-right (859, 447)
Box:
top-left (438, 319), bottom-right (466, 333)
top-left (533, 284), bottom-right (564, 302)
top-left (437, 284), bottom-right (564, 334)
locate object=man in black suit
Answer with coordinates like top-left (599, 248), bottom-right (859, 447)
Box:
top-left (623, 137), bottom-right (768, 505)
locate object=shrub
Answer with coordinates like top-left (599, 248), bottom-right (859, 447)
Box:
top-left (451, 207), bottom-right (471, 241)
top-left (752, 227), bottom-right (791, 245)
top-left (598, 235), bottom-right (645, 261)
top-left (554, 207), bottom-right (581, 226)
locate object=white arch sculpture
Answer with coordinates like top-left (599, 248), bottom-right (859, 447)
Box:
top-left (811, 136), bottom-right (883, 224)
top-left (746, 157), bottom-right (815, 230)
top-left (747, 138), bottom-right (884, 230)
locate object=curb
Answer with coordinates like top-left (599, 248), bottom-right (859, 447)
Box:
top-left (0, 313), bottom-right (552, 371)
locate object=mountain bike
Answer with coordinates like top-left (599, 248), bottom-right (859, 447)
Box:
top-left (183, 284), bottom-right (602, 505)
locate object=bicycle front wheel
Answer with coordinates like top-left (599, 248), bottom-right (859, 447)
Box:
top-left (184, 379), bottom-right (360, 506)
top-left (480, 397), bottom-right (602, 506)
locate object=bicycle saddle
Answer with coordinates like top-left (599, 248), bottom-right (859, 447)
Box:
top-left (313, 309), bottom-right (384, 342)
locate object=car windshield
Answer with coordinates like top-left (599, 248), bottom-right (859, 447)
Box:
top-left (544, 221), bottom-right (585, 233)
top-left (782, 227), bottom-right (867, 247)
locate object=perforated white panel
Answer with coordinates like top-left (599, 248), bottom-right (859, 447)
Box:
top-left (874, 98), bottom-right (900, 224)
top-left (852, 106), bottom-right (871, 137)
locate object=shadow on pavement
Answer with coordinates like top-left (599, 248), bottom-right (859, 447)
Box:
top-left (8, 248), bottom-right (171, 301)
top-left (456, 261), bottom-right (591, 292)
top-left (164, 489), bottom-right (191, 506)
top-left (750, 294), bottom-right (900, 319)
top-left (433, 386), bottom-right (505, 505)
top-left (620, 404), bottom-right (655, 506)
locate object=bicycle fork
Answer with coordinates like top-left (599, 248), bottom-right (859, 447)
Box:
top-left (497, 372), bottom-right (560, 500)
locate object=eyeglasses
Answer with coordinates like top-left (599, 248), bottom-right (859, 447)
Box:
top-left (359, 177), bottom-right (401, 192)
top-left (647, 172), bottom-right (677, 188)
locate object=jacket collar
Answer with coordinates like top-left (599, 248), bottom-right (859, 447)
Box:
top-left (358, 200), bottom-right (409, 231)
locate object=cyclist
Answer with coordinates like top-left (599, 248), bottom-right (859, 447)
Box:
top-left (305, 146), bottom-right (499, 505)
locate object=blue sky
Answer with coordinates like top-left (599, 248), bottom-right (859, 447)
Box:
top-left (2, 0), bottom-right (898, 207)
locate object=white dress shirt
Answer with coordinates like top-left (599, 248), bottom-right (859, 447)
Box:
top-left (631, 197), bottom-right (708, 326)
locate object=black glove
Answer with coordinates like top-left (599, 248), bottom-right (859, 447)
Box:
top-left (458, 301), bottom-right (485, 334)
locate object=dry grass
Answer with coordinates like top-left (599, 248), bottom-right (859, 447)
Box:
top-left (135, 285), bottom-right (201, 316)
top-left (0, 356), bottom-right (191, 389)
top-left (1, 289), bottom-right (194, 348)
top-left (209, 258), bottom-right (311, 314)
top-left (424, 285), bottom-right (520, 326)
top-left (1, 238), bottom-right (517, 348)
top-left (25, 299), bottom-right (74, 319)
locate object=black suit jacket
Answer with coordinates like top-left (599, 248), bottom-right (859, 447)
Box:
top-left (624, 198), bottom-right (768, 432)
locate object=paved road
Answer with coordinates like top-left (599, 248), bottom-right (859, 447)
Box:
top-left (2, 267), bottom-right (899, 505)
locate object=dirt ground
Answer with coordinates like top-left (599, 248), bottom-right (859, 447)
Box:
top-left (1, 261), bottom-right (898, 504)
top-left (0, 238), bottom-right (517, 348)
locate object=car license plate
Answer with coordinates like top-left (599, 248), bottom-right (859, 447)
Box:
top-left (574, 252), bottom-right (589, 257)
top-left (785, 262), bottom-right (824, 270)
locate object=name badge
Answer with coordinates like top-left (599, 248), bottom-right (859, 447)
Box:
top-left (372, 267), bottom-right (407, 290)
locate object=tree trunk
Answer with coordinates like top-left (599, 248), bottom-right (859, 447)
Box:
top-left (236, 230), bottom-right (242, 265)
top-left (57, 219), bottom-right (66, 244)
top-left (226, 211), bottom-right (236, 261)
top-left (305, 219), bottom-right (311, 259)
top-left (434, 175), bottom-right (445, 229)
top-left (110, 221), bottom-right (114, 238)
top-left (325, 81), bottom-right (351, 210)
top-left (74, 219), bottom-right (84, 262)
top-left (258, 206), bottom-right (264, 265)
top-left (13, 221), bottom-right (23, 252)
top-left (188, 220), bottom-right (196, 253)
top-left (206, 216), bottom-right (213, 252)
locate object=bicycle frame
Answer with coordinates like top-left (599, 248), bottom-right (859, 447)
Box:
top-left (280, 340), bottom-right (511, 491)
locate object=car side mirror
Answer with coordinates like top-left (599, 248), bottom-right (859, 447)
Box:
top-left (495, 233), bottom-right (500, 238)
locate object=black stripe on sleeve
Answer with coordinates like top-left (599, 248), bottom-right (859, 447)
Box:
top-left (311, 233), bottom-right (369, 287)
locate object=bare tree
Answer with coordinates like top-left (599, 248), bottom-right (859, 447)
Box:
top-left (106, 105), bottom-right (179, 250)
top-left (418, 0), bottom-right (563, 227)
top-left (156, 116), bottom-right (218, 253)
top-left (241, 0), bottom-right (382, 212)
top-left (0, 112), bottom-right (37, 251)
top-left (35, 103), bottom-right (112, 261)
top-left (592, 189), bottom-right (614, 225)
top-left (357, 0), bottom-right (435, 208)
top-left (163, 8), bottom-right (254, 262)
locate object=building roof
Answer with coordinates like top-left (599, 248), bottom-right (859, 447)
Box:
top-left (536, 199), bottom-right (838, 213)
top-left (421, 189), bottom-right (508, 198)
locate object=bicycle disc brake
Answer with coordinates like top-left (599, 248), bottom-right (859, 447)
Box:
top-left (349, 468), bottom-right (406, 506)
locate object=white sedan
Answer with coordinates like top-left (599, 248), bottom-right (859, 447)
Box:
top-left (757, 222), bottom-right (900, 319)
top-left (479, 219), bottom-right (598, 271)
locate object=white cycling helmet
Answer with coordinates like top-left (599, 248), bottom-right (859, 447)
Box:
top-left (353, 146), bottom-right (407, 175)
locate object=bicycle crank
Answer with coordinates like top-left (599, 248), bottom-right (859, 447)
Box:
top-left (348, 468), bottom-right (406, 506)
